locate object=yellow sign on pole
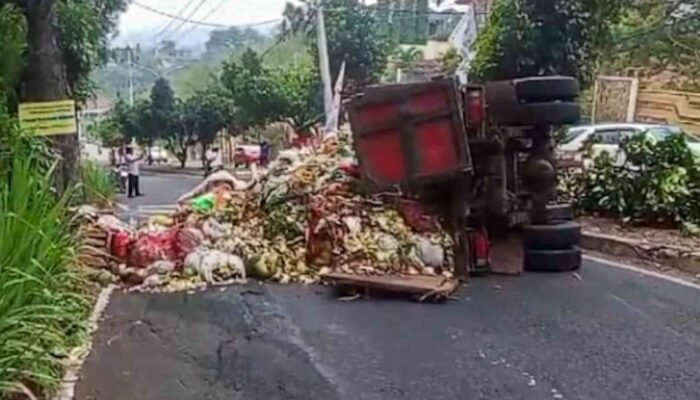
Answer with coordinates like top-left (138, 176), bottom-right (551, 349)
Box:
top-left (18, 100), bottom-right (77, 136)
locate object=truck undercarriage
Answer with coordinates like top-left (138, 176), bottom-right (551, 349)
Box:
top-left (347, 76), bottom-right (583, 277)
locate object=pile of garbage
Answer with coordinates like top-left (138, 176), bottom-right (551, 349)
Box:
top-left (77, 132), bottom-right (455, 292)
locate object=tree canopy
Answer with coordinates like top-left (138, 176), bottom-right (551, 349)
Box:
top-left (470, 0), bottom-right (627, 85)
top-left (281, 0), bottom-right (392, 87)
top-left (606, 0), bottom-right (700, 90)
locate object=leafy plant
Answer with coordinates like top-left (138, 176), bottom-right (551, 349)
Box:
top-left (79, 160), bottom-right (115, 208)
top-left (0, 104), bottom-right (90, 398)
top-left (471, 0), bottom-right (627, 85)
top-left (567, 134), bottom-right (700, 229)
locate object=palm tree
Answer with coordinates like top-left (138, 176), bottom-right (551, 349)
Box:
top-left (280, 1), bottom-right (317, 40)
top-left (394, 46), bottom-right (424, 66)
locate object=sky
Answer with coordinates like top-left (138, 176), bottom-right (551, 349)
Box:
top-left (114, 0), bottom-right (298, 47)
top-left (114, 0), bottom-right (462, 48)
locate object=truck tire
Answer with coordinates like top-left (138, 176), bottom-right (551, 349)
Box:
top-left (514, 77), bottom-right (580, 102)
top-left (524, 247), bottom-right (582, 272)
top-left (492, 102), bottom-right (581, 127)
top-left (523, 221), bottom-right (581, 250)
top-left (530, 204), bottom-right (575, 225)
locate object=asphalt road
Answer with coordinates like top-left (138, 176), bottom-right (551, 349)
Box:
top-left (117, 173), bottom-right (202, 207)
top-left (77, 173), bottom-right (700, 400)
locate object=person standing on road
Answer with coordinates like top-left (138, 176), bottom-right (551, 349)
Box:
top-left (260, 141), bottom-right (270, 167)
top-left (125, 146), bottom-right (144, 198)
top-left (205, 146), bottom-right (224, 176)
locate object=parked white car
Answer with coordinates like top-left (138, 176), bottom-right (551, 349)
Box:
top-left (557, 123), bottom-right (700, 166)
top-left (148, 146), bottom-right (169, 164)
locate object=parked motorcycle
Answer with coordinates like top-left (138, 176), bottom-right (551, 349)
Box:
top-left (112, 166), bottom-right (128, 194)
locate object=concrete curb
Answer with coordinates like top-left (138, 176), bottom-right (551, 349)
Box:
top-left (54, 285), bottom-right (115, 400)
top-left (581, 230), bottom-right (700, 275)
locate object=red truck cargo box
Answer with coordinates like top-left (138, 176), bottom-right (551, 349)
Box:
top-left (347, 78), bottom-right (471, 188)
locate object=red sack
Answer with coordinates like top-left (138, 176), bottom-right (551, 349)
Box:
top-left (173, 227), bottom-right (204, 260)
top-left (111, 231), bottom-right (132, 260)
top-left (398, 199), bottom-right (440, 233)
top-left (128, 231), bottom-right (177, 269)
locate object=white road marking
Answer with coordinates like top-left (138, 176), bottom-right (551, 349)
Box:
top-left (584, 255), bottom-right (700, 291)
top-left (609, 294), bottom-right (647, 318)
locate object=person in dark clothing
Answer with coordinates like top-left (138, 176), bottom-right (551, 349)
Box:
top-left (260, 141), bottom-right (270, 167)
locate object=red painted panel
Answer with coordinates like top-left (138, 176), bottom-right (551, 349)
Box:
top-left (355, 103), bottom-right (398, 129)
top-left (415, 119), bottom-right (460, 176)
top-left (408, 89), bottom-right (450, 116)
top-left (357, 129), bottom-right (406, 184)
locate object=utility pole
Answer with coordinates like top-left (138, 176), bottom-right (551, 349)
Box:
top-left (316, 5), bottom-right (333, 122)
top-left (112, 45), bottom-right (141, 106)
top-left (127, 49), bottom-right (134, 106)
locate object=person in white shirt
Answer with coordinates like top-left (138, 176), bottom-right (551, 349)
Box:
top-left (125, 146), bottom-right (144, 198)
top-left (205, 146), bottom-right (223, 176)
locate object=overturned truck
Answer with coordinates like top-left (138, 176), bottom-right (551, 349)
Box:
top-left (346, 76), bottom-right (582, 276)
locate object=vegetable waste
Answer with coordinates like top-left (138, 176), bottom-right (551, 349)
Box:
top-left (79, 131), bottom-right (455, 291)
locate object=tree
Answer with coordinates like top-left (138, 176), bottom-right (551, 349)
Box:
top-left (147, 78), bottom-right (175, 162)
top-left (159, 40), bottom-right (176, 57)
top-left (606, 0), bottom-right (700, 90)
top-left (205, 27), bottom-right (266, 57)
top-left (280, 0), bottom-right (393, 87)
top-left (11, 0), bottom-right (127, 187)
top-left (0, 4), bottom-right (26, 108)
top-left (394, 46), bottom-right (424, 67)
top-left (440, 47), bottom-right (463, 75)
top-left (271, 64), bottom-right (324, 133)
top-left (221, 48), bottom-right (280, 133)
top-left (470, 0), bottom-right (627, 85)
top-left (112, 98), bottom-right (152, 146)
top-left (168, 98), bottom-right (198, 168)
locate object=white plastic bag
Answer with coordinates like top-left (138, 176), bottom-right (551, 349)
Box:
top-left (184, 248), bottom-right (246, 284)
top-left (416, 237), bottom-right (445, 267)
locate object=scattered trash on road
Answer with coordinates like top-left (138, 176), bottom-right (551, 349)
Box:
top-left (76, 131), bottom-right (456, 293)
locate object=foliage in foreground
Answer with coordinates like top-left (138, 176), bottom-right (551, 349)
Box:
top-left (561, 134), bottom-right (700, 232)
top-left (0, 107), bottom-right (91, 398)
top-left (80, 161), bottom-right (115, 208)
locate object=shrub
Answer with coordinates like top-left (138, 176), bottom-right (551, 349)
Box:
top-left (0, 105), bottom-right (91, 398)
top-left (80, 160), bottom-right (115, 208)
top-left (566, 134), bottom-right (700, 230)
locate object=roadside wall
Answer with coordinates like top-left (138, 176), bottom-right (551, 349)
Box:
top-left (635, 89), bottom-right (700, 137)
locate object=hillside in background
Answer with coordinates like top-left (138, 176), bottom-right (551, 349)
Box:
top-left (94, 25), bottom-right (311, 102)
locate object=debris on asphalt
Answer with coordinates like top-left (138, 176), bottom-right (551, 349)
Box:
top-left (77, 131), bottom-right (456, 292)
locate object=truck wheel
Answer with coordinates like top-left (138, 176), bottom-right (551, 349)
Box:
top-left (530, 204), bottom-right (575, 225)
top-left (514, 76), bottom-right (580, 102)
top-left (524, 247), bottom-right (582, 272)
top-left (493, 103), bottom-right (581, 126)
top-left (523, 221), bottom-right (581, 250)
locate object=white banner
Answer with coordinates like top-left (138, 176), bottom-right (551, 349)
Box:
top-left (323, 61), bottom-right (346, 137)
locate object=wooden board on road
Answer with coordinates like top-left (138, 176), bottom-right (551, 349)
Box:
top-left (320, 272), bottom-right (459, 299)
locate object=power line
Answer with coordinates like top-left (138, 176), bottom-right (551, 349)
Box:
top-left (176, 0), bottom-right (229, 41)
top-left (132, 1), bottom-right (281, 29)
top-left (152, 0), bottom-right (197, 42)
top-left (165, 0), bottom-right (211, 40)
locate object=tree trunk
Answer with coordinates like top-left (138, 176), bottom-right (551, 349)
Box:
top-left (20, 1), bottom-right (78, 192)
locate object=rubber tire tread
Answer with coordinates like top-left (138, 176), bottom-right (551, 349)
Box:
top-left (514, 77), bottom-right (580, 102)
top-left (493, 102), bottom-right (581, 126)
top-left (531, 204), bottom-right (575, 225)
top-left (523, 221), bottom-right (581, 250)
top-left (524, 247), bottom-right (582, 272)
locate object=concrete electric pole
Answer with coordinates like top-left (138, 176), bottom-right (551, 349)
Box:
top-left (316, 5), bottom-right (333, 122)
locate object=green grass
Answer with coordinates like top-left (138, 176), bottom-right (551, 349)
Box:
top-left (0, 110), bottom-right (91, 398)
top-left (80, 160), bottom-right (115, 208)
